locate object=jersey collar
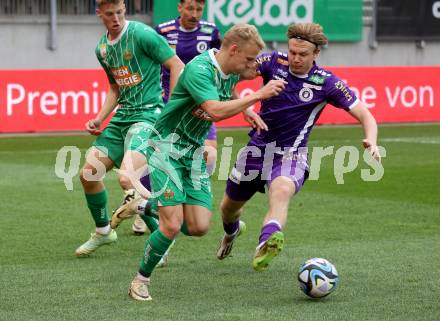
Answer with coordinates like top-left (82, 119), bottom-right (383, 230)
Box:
top-left (288, 62), bottom-right (317, 78)
top-left (209, 49), bottom-right (230, 79)
top-left (106, 20), bottom-right (129, 45)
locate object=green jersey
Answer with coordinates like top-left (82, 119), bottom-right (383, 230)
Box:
top-left (95, 20), bottom-right (175, 120)
top-left (152, 49), bottom-right (240, 149)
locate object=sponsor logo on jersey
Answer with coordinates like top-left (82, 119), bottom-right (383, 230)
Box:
top-left (299, 87), bottom-right (313, 102)
top-left (276, 58), bottom-right (289, 66)
top-left (335, 80), bottom-right (353, 102)
top-left (100, 44), bottom-right (107, 59)
top-left (167, 33), bottom-right (178, 39)
top-left (304, 83), bottom-right (322, 91)
top-left (309, 74), bottom-right (325, 85)
top-left (197, 35), bottom-right (212, 41)
top-left (167, 39), bottom-right (178, 45)
top-left (256, 55), bottom-right (271, 64)
top-left (192, 106), bottom-right (213, 120)
top-left (276, 68), bottom-right (288, 78)
top-left (160, 25), bottom-right (177, 33)
top-left (111, 66), bottom-right (141, 87)
top-left (123, 49), bottom-right (133, 61)
top-left (196, 41), bottom-right (208, 53)
top-left (200, 26), bottom-right (214, 34)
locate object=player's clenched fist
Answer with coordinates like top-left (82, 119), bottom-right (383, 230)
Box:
top-left (85, 119), bottom-right (102, 136)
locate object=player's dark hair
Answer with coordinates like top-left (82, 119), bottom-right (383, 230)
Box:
top-left (287, 23), bottom-right (328, 48)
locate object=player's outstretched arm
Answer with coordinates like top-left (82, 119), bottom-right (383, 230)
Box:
top-left (85, 84), bottom-right (119, 135)
top-left (163, 56), bottom-right (184, 97)
top-left (348, 101), bottom-right (381, 162)
top-left (201, 79), bottom-right (286, 122)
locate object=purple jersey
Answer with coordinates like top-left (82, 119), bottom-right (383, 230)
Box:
top-left (251, 51), bottom-right (359, 150)
top-left (155, 17), bottom-right (221, 102)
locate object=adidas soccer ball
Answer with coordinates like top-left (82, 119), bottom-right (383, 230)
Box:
top-left (298, 258), bottom-right (339, 298)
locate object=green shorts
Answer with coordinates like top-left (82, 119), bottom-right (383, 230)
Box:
top-left (145, 142), bottom-right (212, 210)
top-left (93, 111), bottom-right (158, 168)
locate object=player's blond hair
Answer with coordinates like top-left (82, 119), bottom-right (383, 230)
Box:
top-left (287, 23), bottom-right (328, 47)
top-left (222, 24), bottom-right (265, 50)
top-left (96, 0), bottom-right (124, 8)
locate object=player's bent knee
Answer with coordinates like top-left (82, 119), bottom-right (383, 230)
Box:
top-left (118, 174), bottom-right (132, 190)
top-left (160, 223), bottom-right (181, 239)
top-left (79, 167), bottom-right (101, 187)
top-left (186, 223), bottom-right (209, 237)
top-left (271, 182), bottom-right (295, 200)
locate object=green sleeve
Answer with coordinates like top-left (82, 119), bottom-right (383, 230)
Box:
top-left (95, 48), bottom-right (116, 84)
top-left (182, 64), bottom-right (220, 106)
top-left (138, 26), bottom-right (175, 64)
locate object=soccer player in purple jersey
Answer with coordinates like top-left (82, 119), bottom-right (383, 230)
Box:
top-left (216, 23), bottom-right (381, 271)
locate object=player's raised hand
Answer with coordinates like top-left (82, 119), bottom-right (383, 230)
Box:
top-left (257, 79), bottom-right (286, 100)
top-left (243, 107), bottom-right (268, 134)
top-left (363, 139), bottom-right (381, 162)
top-left (85, 119), bottom-right (103, 136)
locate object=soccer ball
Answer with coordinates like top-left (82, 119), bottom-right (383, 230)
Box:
top-left (298, 258), bottom-right (339, 298)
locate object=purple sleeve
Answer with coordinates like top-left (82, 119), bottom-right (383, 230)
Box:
top-left (325, 75), bottom-right (359, 110)
top-left (211, 27), bottom-right (221, 50)
top-left (256, 51), bottom-right (277, 83)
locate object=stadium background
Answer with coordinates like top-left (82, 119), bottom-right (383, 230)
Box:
top-left (1, 0), bottom-right (439, 132)
top-left (1, 2), bottom-right (439, 321)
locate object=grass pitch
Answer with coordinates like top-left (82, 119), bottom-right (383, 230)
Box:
top-left (0, 124), bottom-right (439, 321)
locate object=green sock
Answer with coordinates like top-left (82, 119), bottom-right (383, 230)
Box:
top-left (141, 214), bottom-right (159, 232)
top-left (140, 198), bottom-right (159, 232)
top-left (139, 229), bottom-right (174, 276)
top-left (85, 190), bottom-right (109, 227)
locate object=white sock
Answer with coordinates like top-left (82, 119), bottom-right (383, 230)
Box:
top-left (96, 224), bottom-right (111, 235)
top-left (266, 219), bottom-right (282, 229)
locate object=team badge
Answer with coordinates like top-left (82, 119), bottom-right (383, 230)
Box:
top-left (299, 87), bottom-right (313, 102)
top-left (196, 41), bottom-right (208, 53)
top-left (99, 44), bottom-right (107, 59)
top-left (123, 49), bottom-right (133, 61)
top-left (164, 188), bottom-right (175, 199)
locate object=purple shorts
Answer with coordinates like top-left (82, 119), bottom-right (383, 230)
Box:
top-left (140, 174), bottom-right (151, 191)
top-left (206, 124), bottom-right (217, 141)
top-left (226, 145), bottom-right (309, 202)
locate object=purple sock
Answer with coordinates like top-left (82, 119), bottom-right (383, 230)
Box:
top-left (259, 222), bottom-right (281, 245)
top-left (223, 220), bottom-right (240, 235)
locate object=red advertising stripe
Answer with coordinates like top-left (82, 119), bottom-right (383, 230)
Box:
top-left (320, 66), bottom-right (440, 124)
top-left (0, 69), bottom-right (109, 133)
top-left (1, 67), bottom-right (439, 133)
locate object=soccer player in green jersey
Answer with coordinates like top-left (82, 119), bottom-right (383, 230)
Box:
top-left (74, 0), bottom-right (184, 257)
top-left (113, 24), bottom-right (286, 301)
